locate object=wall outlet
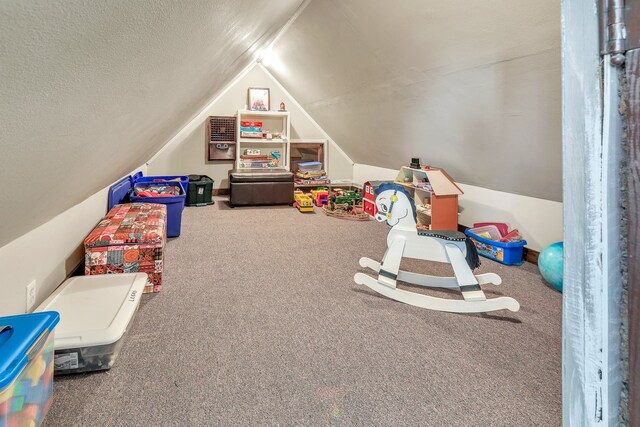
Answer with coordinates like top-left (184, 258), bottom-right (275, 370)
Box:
top-left (26, 280), bottom-right (36, 311)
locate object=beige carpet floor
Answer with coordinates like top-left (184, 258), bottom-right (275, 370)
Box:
top-left (46, 197), bottom-right (562, 426)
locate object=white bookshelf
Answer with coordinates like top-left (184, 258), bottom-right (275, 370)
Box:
top-left (235, 109), bottom-right (291, 170)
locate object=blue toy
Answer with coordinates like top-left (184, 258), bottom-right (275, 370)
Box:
top-left (538, 242), bottom-right (563, 292)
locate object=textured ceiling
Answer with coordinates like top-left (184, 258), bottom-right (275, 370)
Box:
top-left (0, 0), bottom-right (303, 246)
top-left (265, 0), bottom-right (562, 201)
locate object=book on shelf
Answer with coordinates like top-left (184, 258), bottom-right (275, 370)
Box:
top-left (240, 155), bottom-right (270, 160)
top-left (239, 157), bottom-right (280, 168)
top-left (295, 178), bottom-right (331, 185)
top-left (241, 121), bottom-right (263, 127)
top-left (240, 162), bottom-right (279, 168)
top-left (240, 131), bottom-right (263, 138)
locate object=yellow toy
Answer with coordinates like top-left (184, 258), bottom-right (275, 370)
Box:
top-left (294, 191), bottom-right (314, 213)
top-left (25, 355), bottom-right (46, 386)
top-left (0, 383), bottom-right (15, 404)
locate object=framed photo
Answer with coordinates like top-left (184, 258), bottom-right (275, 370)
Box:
top-left (248, 87), bottom-right (270, 111)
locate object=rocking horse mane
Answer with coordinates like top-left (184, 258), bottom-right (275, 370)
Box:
top-left (375, 183), bottom-right (417, 222)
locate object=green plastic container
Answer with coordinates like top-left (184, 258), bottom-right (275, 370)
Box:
top-left (186, 175), bottom-right (214, 207)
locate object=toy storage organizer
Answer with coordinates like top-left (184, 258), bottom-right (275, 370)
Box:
top-left (85, 203), bottom-right (166, 293)
top-left (186, 175), bottom-right (214, 206)
top-left (235, 110), bottom-right (290, 171)
top-left (36, 273), bottom-right (147, 375)
top-left (465, 229), bottom-right (527, 266)
top-left (393, 166), bottom-right (463, 231)
top-left (108, 174), bottom-right (185, 237)
top-left (0, 312), bottom-right (60, 427)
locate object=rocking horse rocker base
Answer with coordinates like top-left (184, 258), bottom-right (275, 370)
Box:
top-left (354, 184), bottom-right (520, 314)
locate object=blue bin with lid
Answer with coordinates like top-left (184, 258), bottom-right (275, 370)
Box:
top-left (0, 311), bottom-right (60, 427)
top-left (130, 181), bottom-right (185, 238)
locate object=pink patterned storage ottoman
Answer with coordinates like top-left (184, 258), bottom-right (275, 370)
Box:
top-left (84, 203), bottom-right (167, 293)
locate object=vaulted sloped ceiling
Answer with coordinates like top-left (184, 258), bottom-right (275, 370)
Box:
top-left (265, 0), bottom-right (561, 201)
top-left (0, 0), bottom-right (303, 247)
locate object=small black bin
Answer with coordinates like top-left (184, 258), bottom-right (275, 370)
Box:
top-left (186, 175), bottom-right (214, 206)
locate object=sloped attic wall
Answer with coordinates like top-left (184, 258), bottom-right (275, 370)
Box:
top-left (264, 0), bottom-right (561, 201)
top-left (0, 0), bottom-right (304, 248)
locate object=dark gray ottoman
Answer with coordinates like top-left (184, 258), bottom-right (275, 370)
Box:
top-left (229, 169), bottom-right (294, 207)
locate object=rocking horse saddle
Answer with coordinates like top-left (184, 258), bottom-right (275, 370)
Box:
top-left (417, 229), bottom-right (466, 241)
top-left (417, 229), bottom-right (481, 270)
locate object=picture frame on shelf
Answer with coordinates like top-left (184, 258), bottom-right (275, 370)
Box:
top-left (248, 87), bottom-right (270, 111)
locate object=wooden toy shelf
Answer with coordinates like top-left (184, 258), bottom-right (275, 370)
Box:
top-left (394, 166), bottom-right (463, 231)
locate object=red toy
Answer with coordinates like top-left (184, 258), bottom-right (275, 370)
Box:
top-left (310, 188), bottom-right (329, 207)
top-left (363, 180), bottom-right (392, 218)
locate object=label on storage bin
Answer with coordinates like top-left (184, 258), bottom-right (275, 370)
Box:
top-left (55, 352), bottom-right (79, 370)
top-left (198, 188), bottom-right (204, 195)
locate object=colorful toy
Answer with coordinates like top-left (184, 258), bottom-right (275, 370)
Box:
top-left (310, 188), bottom-right (329, 207)
top-left (538, 242), bottom-right (563, 292)
top-left (363, 180), bottom-right (392, 218)
top-left (323, 187), bottom-right (369, 220)
top-left (354, 183), bottom-right (519, 313)
top-left (293, 191), bottom-right (314, 213)
top-left (330, 189), bottom-right (362, 207)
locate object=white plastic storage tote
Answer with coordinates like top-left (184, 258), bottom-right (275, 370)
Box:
top-left (35, 273), bottom-right (146, 374)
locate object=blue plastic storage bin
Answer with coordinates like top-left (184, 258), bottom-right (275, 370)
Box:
top-left (132, 172), bottom-right (188, 210)
top-left (107, 175), bottom-right (136, 212)
top-left (465, 229), bottom-right (527, 266)
top-left (130, 181), bottom-right (185, 237)
top-left (0, 311), bottom-right (60, 427)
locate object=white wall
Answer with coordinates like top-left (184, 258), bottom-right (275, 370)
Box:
top-left (353, 164), bottom-right (562, 251)
top-left (147, 64), bottom-right (353, 186)
top-left (0, 165), bottom-right (146, 317)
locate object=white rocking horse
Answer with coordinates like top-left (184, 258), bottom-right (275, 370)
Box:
top-left (354, 183), bottom-right (520, 313)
